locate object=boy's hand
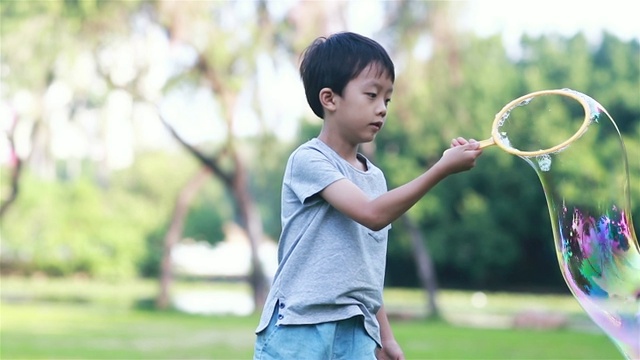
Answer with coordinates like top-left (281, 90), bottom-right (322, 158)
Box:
top-left (450, 136), bottom-right (477, 148)
top-left (438, 137), bottom-right (482, 174)
top-left (376, 339), bottom-right (405, 360)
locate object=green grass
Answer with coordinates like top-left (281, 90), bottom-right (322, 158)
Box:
top-left (1, 302), bottom-right (256, 359)
top-left (0, 277), bottom-right (623, 359)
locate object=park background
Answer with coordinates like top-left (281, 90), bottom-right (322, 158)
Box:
top-left (1, 0), bottom-right (638, 359)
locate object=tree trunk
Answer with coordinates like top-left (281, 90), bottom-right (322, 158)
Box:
top-left (159, 113), bottom-right (269, 313)
top-left (0, 140), bottom-right (22, 217)
top-left (0, 115), bottom-right (38, 218)
top-left (156, 167), bottom-right (210, 309)
top-left (231, 154), bottom-right (269, 311)
top-left (401, 215), bottom-right (441, 318)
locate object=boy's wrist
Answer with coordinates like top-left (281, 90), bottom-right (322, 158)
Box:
top-left (427, 160), bottom-right (451, 180)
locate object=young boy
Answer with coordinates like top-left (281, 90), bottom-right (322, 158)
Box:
top-left (253, 32), bottom-right (482, 360)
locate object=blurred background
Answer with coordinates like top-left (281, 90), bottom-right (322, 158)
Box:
top-left (1, 0), bottom-right (638, 359)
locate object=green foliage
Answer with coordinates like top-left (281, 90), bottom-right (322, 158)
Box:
top-left (0, 173), bottom-right (149, 279)
top-left (0, 151), bottom-right (234, 280)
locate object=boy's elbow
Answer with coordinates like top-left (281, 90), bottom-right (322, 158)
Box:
top-left (359, 221), bottom-right (385, 232)
top-left (360, 211), bottom-right (388, 232)
top-left (368, 223), bottom-right (387, 232)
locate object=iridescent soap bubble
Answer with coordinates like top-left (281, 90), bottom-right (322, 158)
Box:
top-left (480, 89), bottom-right (640, 359)
top-left (492, 89), bottom-right (639, 359)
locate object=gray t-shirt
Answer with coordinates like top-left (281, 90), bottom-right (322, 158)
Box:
top-left (255, 138), bottom-right (390, 346)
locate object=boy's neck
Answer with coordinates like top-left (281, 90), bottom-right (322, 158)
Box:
top-left (317, 132), bottom-right (366, 170)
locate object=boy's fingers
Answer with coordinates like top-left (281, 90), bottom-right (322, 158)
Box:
top-left (451, 137), bottom-right (468, 147)
top-left (463, 141), bottom-right (480, 150)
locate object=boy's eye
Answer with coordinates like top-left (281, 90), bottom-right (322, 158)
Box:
top-left (366, 93), bottom-right (377, 98)
top-left (385, 99), bottom-right (391, 106)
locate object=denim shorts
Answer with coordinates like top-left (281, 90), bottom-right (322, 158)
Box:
top-left (253, 304), bottom-right (376, 360)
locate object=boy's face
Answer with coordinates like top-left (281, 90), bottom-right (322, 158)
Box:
top-left (331, 63), bottom-right (394, 144)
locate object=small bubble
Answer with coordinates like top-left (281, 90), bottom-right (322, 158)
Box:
top-left (537, 154), bottom-right (552, 171)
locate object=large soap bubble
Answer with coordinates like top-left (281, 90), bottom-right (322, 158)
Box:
top-left (481, 89), bottom-right (639, 359)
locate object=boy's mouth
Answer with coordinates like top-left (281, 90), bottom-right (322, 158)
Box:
top-left (370, 121), bottom-right (383, 130)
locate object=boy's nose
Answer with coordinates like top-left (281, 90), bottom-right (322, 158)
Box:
top-left (377, 101), bottom-right (387, 117)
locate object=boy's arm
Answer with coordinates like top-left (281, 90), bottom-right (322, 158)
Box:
top-left (321, 139), bottom-right (481, 231)
top-left (376, 305), bottom-right (405, 360)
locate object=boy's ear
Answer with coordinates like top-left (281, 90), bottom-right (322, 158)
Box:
top-left (319, 88), bottom-right (337, 112)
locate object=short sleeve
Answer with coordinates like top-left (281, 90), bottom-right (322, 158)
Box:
top-left (286, 147), bottom-right (345, 204)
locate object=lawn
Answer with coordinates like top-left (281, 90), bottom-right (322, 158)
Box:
top-left (0, 277), bottom-right (623, 359)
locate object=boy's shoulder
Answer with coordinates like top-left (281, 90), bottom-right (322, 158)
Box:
top-left (286, 138), bottom-right (343, 174)
top-left (290, 138), bottom-right (328, 158)
top-left (289, 138), bottom-right (353, 170)
top-left (296, 138), bottom-right (321, 150)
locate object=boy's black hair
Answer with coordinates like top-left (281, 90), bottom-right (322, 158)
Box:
top-left (299, 32), bottom-right (395, 119)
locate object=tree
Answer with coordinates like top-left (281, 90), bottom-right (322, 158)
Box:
top-left (153, 0), bottom-right (291, 310)
top-left (0, 0), bottom-right (70, 216)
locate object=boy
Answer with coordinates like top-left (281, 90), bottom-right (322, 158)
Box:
top-left (254, 32), bottom-right (482, 360)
